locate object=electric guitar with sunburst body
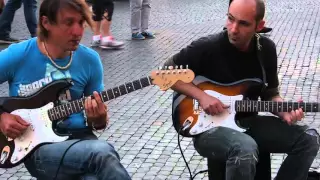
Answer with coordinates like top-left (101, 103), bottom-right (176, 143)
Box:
top-left (172, 76), bottom-right (319, 137)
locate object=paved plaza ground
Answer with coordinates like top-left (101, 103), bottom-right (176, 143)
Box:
top-left (0, 0), bottom-right (320, 179)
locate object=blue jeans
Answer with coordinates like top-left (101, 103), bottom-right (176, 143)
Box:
top-left (24, 134), bottom-right (131, 180)
top-left (193, 115), bottom-right (320, 180)
top-left (0, 0), bottom-right (37, 38)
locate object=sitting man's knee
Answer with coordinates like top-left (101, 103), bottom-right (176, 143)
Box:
top-left (302, 129), bottom-right (320, 154)
top-left (89, 140), bottom-right (120, 161)
top-left (228, 137), bottom-right (258, 165)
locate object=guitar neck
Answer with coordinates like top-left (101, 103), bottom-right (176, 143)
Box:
top-left (235, 100), bottom-right (320, 113)
top-left (48, 76), bottom-right (153, 121)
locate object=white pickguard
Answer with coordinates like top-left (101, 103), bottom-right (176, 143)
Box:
top-left (189, 90), bottom-right (245, 135)
top-left (9, 103), bottom-right (68, 164)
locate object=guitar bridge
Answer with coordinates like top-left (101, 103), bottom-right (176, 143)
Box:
top-left (193, 99), bottom-right (202, 114)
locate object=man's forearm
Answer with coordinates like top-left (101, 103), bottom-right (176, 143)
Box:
top-left (171, 80), bottom-right (206, 101)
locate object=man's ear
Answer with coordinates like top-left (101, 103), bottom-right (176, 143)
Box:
top-left (41, 16), bottom-right (50, 30)
top-left (256, 20), bottom-right (265, 32)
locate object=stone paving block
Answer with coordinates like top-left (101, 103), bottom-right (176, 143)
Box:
top-left (7, 178), bottom-right (18, 180)
top-left (19, 176), bottom-right (32, 180)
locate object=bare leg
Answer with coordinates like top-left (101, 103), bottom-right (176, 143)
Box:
top-left (92, 21), bottom-right (101, 36)
top-left (100, 12), bottom-right (111, 37)
top-left (99, 12), bottom-right (124, 48)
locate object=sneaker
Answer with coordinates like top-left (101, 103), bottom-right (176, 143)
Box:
top-left (0, 36), bottom-right (21, 44)
top-left (141, 31), bottom-right (155, 39)
top-left (258, 27), bottom-right (272, 33)
top-left (100, 36), bottom-right (124, 48)
top-left (132, 32), bottom-right (145, 40)
top-left (91, 39), bottom-right (100, 47)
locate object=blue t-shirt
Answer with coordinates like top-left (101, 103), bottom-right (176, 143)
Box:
top-left (0, 38), bottom-right (104, 130)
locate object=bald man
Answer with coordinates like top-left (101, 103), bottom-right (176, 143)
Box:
top-left (165, 0), bottom-right (319, 179)
top-left (228, 0), bottom-right (272, 33)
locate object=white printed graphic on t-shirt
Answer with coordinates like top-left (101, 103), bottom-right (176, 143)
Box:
top-left (17, 63), bottom-right (72, 101)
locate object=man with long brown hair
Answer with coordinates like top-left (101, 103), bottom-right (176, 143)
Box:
top-left (0, 0), bottom-right (131, 179)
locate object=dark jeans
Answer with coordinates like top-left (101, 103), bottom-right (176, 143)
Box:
top-left (193, 115), bottom-right (320, 180)
top-left (207, 149), bottom-right (271, 180)
top-left (0, 0), bottom-right (37, 38)
top-left (24, 131), bottom-right (131, 180)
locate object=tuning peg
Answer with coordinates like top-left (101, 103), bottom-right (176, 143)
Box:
top-left (177, 67), bottom-right (182, 74)
top-left (175, 65), bottom-right (178, 69)
top-left (156, 66), bottom-right (162, 75)
top-left (168, 66), bottom-right (174, 74)
top-left (180, 65), bottom-right (183, 69)
top-left (183, 65), bottom-right (189, 73)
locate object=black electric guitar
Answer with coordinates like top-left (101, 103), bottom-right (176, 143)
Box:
top-left (0, 67), bottom-right (195, 168)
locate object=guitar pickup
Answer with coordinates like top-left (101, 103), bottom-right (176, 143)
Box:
top-left (193, 99), bottom-right (202, 114)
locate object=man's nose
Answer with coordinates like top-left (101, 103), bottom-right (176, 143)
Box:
top-left (72, 24), bottom-right (84, 36)
top-left (230, 23), bottom-right (239, 34)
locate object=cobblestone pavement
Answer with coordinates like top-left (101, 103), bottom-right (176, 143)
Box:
top-left (0, 0), bottom-right (320, 179)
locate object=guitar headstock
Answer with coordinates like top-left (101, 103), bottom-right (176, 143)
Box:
top-left (150, 65), bottom-right (195, 90)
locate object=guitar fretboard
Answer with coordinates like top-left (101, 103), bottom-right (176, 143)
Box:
top-left (48, 76), bottom-right (152, 121)
top-left (235, 101), bottom-right (320, 113)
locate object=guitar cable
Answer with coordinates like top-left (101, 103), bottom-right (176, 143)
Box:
top-left (178, 124), bottom-right (208, 180)
top-left (53, 139), bottom-right (85, 180)
top-left (53, 125), bottom-right (207, 180)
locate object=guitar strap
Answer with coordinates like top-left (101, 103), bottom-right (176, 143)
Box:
top-left (255, 33), bottom-right (268, 91)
